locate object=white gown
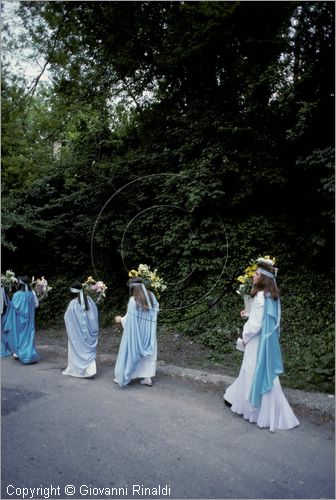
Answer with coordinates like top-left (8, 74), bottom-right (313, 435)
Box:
top-left (224, 291), bottom-right (299, 432)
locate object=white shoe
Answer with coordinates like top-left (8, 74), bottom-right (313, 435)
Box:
top-left (140, 378), bottom-right (152, 386)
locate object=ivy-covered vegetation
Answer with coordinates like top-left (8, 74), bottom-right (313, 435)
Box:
top-left (1, 1), bottom-right (334, 392)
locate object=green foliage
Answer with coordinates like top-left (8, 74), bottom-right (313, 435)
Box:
top-left (1, 2), bottom-right (334, 392)
top-left (173, 272), bottom-right (334, 393)
top-left (35, 276), bottom-right (70, 328)
top-left (280, 274), bottom-right (334, 392)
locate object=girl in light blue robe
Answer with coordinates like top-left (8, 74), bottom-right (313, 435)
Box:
top-left (114, 277), bottom-right (159, 387)
top-left (62, 281), bottom-right (99, 378)
top-left (2, 277), bottom-right (40, 364)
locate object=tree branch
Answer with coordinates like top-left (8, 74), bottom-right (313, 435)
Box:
top-left (25, 14), bottom-right (66, 105)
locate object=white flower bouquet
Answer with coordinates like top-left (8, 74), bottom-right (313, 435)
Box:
top-left (31, 276), bottom-right (52, 301)
top-left (1, 270), bottom-right (18, 292)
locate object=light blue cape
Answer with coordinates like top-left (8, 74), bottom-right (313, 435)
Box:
top-left (114, 293), bottom-right (159, 386)
top-left (64, 296), bottom-right (99, 371)
top-left (249, 297), bottom-right (283, 407)
top-left (2, 290), bottom-right (40, 364)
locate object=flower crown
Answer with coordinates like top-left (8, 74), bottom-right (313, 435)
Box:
top-left (236, 254), bottom-right (277, 295)
top-left (128, 264), bottom-right (167, 298)
top-left (255, 255), bottom-right (278, 276)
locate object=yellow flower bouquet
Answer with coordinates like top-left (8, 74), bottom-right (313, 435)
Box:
top-left (236, 263), bottom-right (257, 296)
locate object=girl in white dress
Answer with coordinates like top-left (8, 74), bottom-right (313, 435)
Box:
top-left (224, 261), bottom-right (299, 432)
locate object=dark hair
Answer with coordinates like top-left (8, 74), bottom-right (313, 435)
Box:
top-left (250, 264), bottom-right (280, 300)
top-left (17, 276), bottom-right (32, 292)
top-left (128, 277), bottom-right (154, 310)
top-left (70, 280), bottom-right (89, 310)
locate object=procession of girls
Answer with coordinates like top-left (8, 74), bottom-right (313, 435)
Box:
top-left (1, 260), bottom-right (299, 432)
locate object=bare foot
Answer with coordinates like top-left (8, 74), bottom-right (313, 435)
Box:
top-left (140, 378), bottom-right (153, 386)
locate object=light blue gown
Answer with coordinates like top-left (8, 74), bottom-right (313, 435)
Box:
top-left (114, 293), bottom-right (159, 386)
top-left (2, 290), bottom-right (40, 364)
top-left (63, 296), bottom-right (99, 378)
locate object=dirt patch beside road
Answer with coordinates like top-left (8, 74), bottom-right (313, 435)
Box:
top-left (35, 326), bottom-right (240, 377)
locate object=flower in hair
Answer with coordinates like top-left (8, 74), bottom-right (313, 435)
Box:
top-left (128, 264), bottom-right (167, 298)
top-left (256, 256), bottom-right (276, 267)
top-left (256, 255), bottom-right (278, 276)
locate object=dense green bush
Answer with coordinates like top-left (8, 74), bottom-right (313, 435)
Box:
top-left (161, 271), bottom-right (334, 393)
top-left (35, 276), bottom-right (71, 329)
top-left (279, 274), bottom-right (334, 392)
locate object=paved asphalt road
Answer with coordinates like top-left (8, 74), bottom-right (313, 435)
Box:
top-left (1, 352), bottom-right (334, 500)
